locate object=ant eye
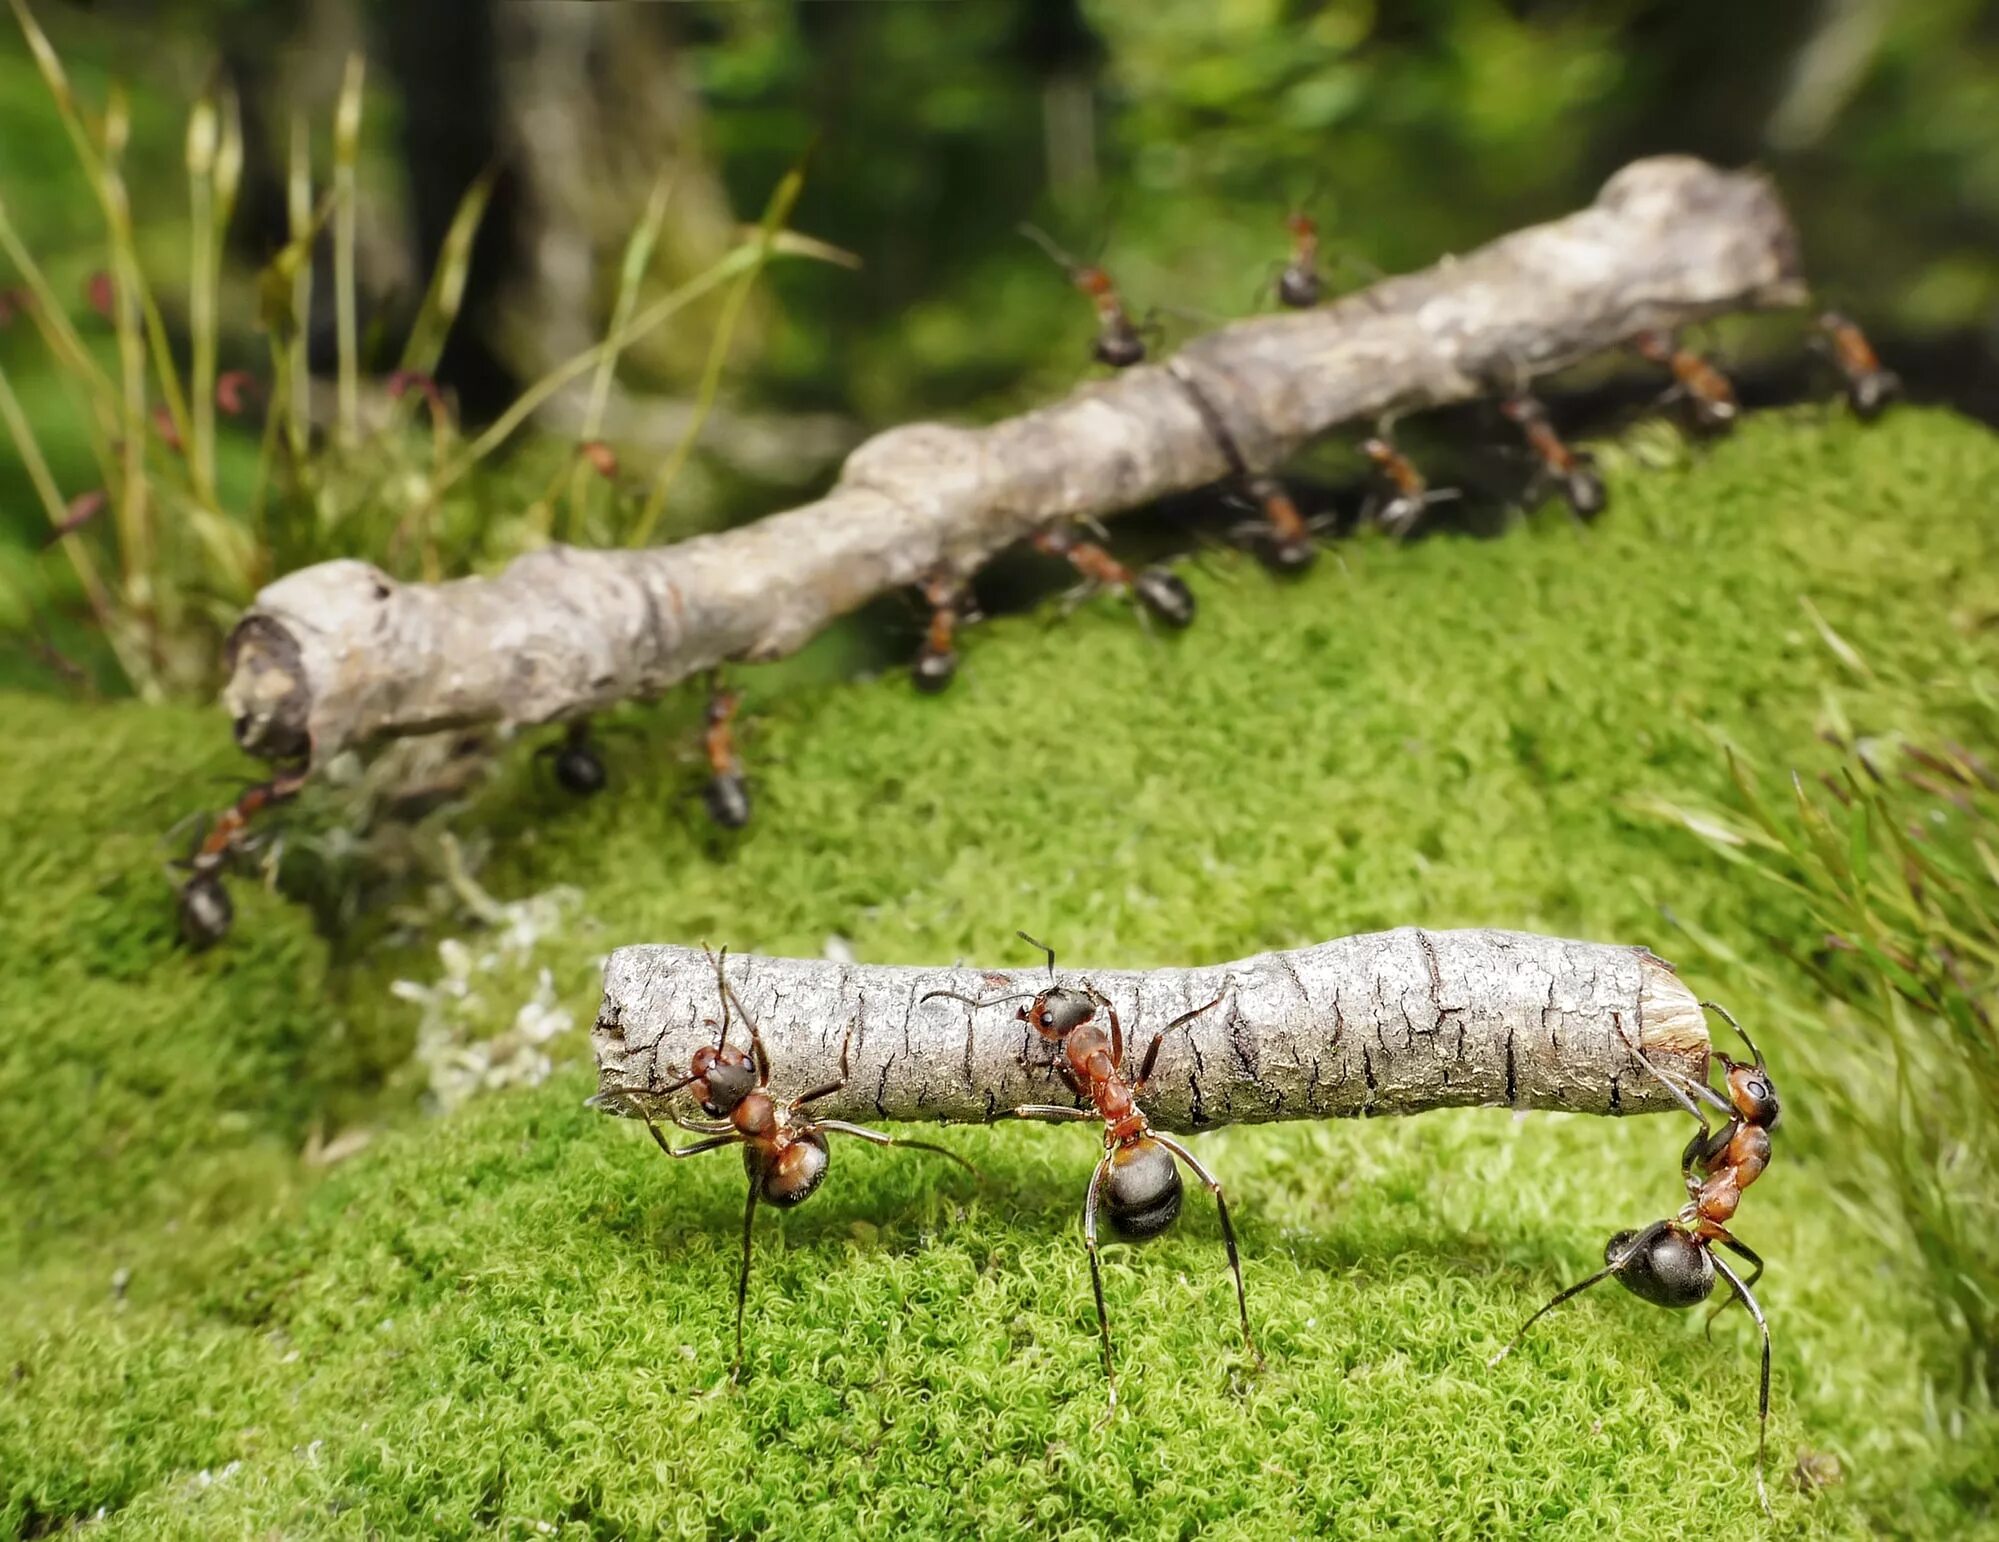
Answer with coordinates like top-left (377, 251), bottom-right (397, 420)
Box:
top-left (1747, 1080), bottom-right (1769, 1101)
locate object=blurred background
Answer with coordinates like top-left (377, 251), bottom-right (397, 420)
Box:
top-left (3, 0), bottom-right (1998, 694)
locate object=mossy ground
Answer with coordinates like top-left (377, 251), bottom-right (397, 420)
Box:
top-left (6, 409), bottom-right (1999, 1538)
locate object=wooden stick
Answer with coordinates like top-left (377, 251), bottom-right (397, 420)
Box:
top-left (591, 928), bottom-right (1711, 1130)
top-left (224, 156), bottom-right (1803, 766)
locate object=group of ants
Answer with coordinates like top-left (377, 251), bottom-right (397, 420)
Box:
top-left (597, 933), bottom-right (1787, 1513)
top-left (156, 210), bottom-right (1879, 1509)
top-left (171, 209), bottom-right (1900, 954)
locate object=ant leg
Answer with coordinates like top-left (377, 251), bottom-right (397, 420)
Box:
top-left (1487, 1220), bottom-right (1671, 1368)
top-left (672, 1115), bottom-right (736, 1136)
top-left (1612, 1020), bottom-right (1732, 1125)
top-left (1136, 993), bottom-right (1225, 1089)
top-left (660, 1133), bottom-right (739, 1158)
top-left (1152, 1132), bottom-right (1260, 1369)
top-left (1710, 1249), bottom-right (1774, 1519)
top-left (731, 1181), bottom-right (761, 1381)
top-left (815, 1120), bottom-right (981, 1177)
top-left (995, 1104), bottom-right (1097, 1123)
top-left (792, 1029), bottom-right (854, 1110)
top-left (1081, 1153), bottom-right (1118, 1414)
top-left (1703, 1234), bottom-right (1766, 1338)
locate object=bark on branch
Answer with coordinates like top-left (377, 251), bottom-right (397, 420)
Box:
top-left (225, 155), bottom-right (1803, 766)
top-left (590, 927), bottom-right (1711, 1131)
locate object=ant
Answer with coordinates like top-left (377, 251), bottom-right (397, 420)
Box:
top-left (1814, 312), bottom-right (1900, 422)
top-left (607, 948), bottom-right (974, 1377)
top-left (1277, 211), bottom-right (1322, 309)
top-left (1498, 392), bottom-right (1607, 520)
top-left (1490, 1002), bottom-right (1779, 1514)
top-left (913, 569), bottom-right (978, 694)
top-left (1229, 474), bottom-right (1334, 572)
top-left (1032, 523), bottom-right (1195, 630)
top-left (701, 676), bottom-right (751, 829)
top-left (1020, 224), bottom-right (1150, 370)
top-left (922, 932), bottom-right (1259, 1412)
top-left (1361, 428), bottom-right (1459, 539)
top-left (535, 721), bottom-right (609, 797)
top-left (1631, 329), bottom-right (1738, 437)
top-left (169, 767), bottom-right (309, 948)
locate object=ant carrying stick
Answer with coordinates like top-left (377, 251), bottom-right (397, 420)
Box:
top-left (1490, 1002), bottom-right (1780, 1514)
top-left (1277, 211), bottom-right (1322, 309)
top-left (1361, 428), bottom-right (1459, 540)
top-left (607, 949), bottom-right (974, 1377)
top-left (535, 721), bottom-right (609, 797)
top-left (913, 569), bottom-right (978, 694)
top-left (1228, 474), bottom-right (1335, 572)
top-left (923, 933), bottom-right (1258, 1412)
top-left (1020, 225), bottom-right (1150, 370)
top-left (1033, 523), bottom-right (1195, 629)
top-left (1631, 329), bottom-right (1738, 437)
top-left (1815, 312), bottom-right (1900, 422)
top-left (1498, 392), bottom-right (1607, 520)
top-left (169, 767), bottom-right (309, 948)
top-left (701, 676), bottom-right (751, 829)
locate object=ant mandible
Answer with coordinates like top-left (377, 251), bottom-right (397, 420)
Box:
top-left (1361, 427), bottom-right (1460, 539)
top-left (923, 932), bottom-right (1259, 1412)
top-left (1498, 392), bottom-right (1607, 520)
top-left (1815, 312), bottom-right (1900, 422)
top-left (169, 767), bottom-right (309, 948)
top-left (1631, 329), bottom-right (1738, 437)
top-left (701, 675), bottom-right (751, 829)
top-left (1032, 522), bottom-right (1196, 629)
top-left (1490, 1002), bottom-right (1779, 1514)
top-left (1020, 224), bottom-right (1150, 370)
top-left (608, 947), bottom-right (975, 1377)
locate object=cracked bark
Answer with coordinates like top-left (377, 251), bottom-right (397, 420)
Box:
top-left (222, 155), bottom-right (1803, 767)
top-left (591, 927), bottom-right (1711, 1131)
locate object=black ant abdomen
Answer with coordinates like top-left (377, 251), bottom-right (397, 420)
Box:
top-left (553, 741), bottom-right (607, 796)
top-left (749, 1128), bottom-right (831, 1206)
top-left (1609, 1226), bottom-right (1715, 1309)
top-left (703, 773), bottom-right (752, 830)
top-left (1564, 467), bottom-right (1608, 520)
top-left (1133, 567), bottom-right (1196, 629)
top-left (1106, 1139), bottom-right (1184, 1240)
top-left (913, 648), bottom-right (958, 694)
top-left (1093, 327), bottom-right (1146, 371)
top-left (179, 872), bottom-right (233, 950)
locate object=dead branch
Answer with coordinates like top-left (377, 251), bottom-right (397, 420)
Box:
top-left (590, 927), bottom-right (1711, 1131)
top-left (225, 156), bottom-right (1802, 766)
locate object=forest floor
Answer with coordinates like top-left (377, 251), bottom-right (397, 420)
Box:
top-left (5, 408), bottom-right (1999, 1539)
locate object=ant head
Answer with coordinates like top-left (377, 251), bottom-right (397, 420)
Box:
top-left (689, 1042), bottom-right (759, 1118)
top-left (1072, 266), bottom-right (1115, 299)
top-left (1022, 986), bottom-right (1098, 1041)
top-left (1721, 1057), bottom-right (1780, 1129)
top-left (1104, 1137), bottom-right (1184, 1240)
top-left (1608, 1224), bottom-right (1714, 1309)
top-left (732, 1089), bottom-right (778, 1141)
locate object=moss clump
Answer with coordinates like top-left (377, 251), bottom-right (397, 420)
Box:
top-left (6, 408), bottom-right (1999, 1537)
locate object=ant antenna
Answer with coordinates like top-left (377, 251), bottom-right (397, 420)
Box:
top-left (1018, 222), bottom-right (1080, 273)
top-left (1699, 1000), bottom-right (1765, 1070)
top-left (1016, 930), bottom-right (1058, 983)
top-left (918, 988), bottom-right (1038, 1010)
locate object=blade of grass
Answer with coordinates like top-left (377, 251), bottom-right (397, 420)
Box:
top-left (0, 195), bottom-right (119, 415)
top-left (100, 88), bottom-right (153, 611)
top-left (629, 159), bottom-right (809, 547)
top-left (186, 89), bottom-right (219, 504)
top-left (333, 52), bottom-right (364, 447)
top-left (285, 113), bottom-right (314, 463)
top-left (398, 166), bottom-right (495, 379)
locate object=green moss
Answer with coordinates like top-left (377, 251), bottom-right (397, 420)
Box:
top-left (7, 408), bottom-right (1999, 1537)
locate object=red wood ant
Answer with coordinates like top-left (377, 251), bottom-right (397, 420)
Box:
top-left (1631, 329), bottom-right (1738, 437)
top-left (1361, 429), bottom-right (1459, 539)
top-left (1498, 392), bottom-right (1607, 520)
top-left (1490, 1002), bottom-right (1779, 1514)
top-left (701, 677), bottom-right (751, 829)
top-left (1020, 224), bottom-right (1149, 370)
top-left (606, 947), bottom-right (973, 1376)
top-left (1277, 211), bottom-right (1322, 309)
top-left (1229, 474), bottom-right (1334, 571)
top-left (1032, 523), bottom-right (1195, 629)
top-left (1815, 312), bottom-right (1899, 422)
top-left (169, 767), bottom-right (309, 948)
top-left (913, 569), bottom-right (977, 694)
top-left (922, 932), bottom-right (1258, 1411)
top-left (535, 721), bottom-right (609, 797)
